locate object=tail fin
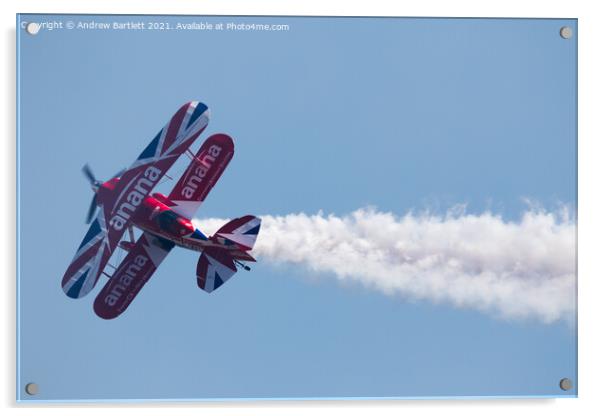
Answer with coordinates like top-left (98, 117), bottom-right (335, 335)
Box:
top-left (198, 216), bottom-right (260, 293)
top-left (212, 215), bottom-right (261, 251)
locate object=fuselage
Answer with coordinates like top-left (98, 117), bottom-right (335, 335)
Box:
top-left (96, 177), bottom-right (222, 253)
top-left (134, 192), bottom-right (205, 248)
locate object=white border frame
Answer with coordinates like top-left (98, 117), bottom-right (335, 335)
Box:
top-left (4, 1), bottom-right (600, 415)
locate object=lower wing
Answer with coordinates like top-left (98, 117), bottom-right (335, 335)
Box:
top-left (93, 232), bottom-right (175, 319)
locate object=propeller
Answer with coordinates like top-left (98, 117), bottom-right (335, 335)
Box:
top-left (82, 164), bottom-right (126, 224)
top-left (82, 164), bottom-right (102, 190)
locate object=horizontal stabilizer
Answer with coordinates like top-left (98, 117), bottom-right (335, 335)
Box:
top-left (197, 247), bottom-right (237, 293)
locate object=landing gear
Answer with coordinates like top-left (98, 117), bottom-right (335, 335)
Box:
top-left (234, 260), bottom-right (251, 271)
top-left (118, 226), bottom-right (137, 252)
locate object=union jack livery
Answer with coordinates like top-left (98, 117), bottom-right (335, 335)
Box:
top-left (61, 101), bottom-right (261, 319)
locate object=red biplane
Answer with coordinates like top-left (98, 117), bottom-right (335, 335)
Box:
top-left (60, 102), bottom-right (261, 319)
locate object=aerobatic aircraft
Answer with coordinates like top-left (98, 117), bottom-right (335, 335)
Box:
top-left (60, 101), bottom-right (261, 319)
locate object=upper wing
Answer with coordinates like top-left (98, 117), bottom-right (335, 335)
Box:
top-left (93, 232), bottom-right (175, 319)
top-left (61, 213), bottom-right (112, 298)
top-left (61, 102), bottom-right (210, 298)
top-left (100, 101), bottom-right (211, 232)
top-left (166, 133), bottom-right (234, 219)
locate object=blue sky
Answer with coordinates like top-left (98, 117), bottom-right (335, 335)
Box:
top-left (17, 15), bottom-right (576, 400)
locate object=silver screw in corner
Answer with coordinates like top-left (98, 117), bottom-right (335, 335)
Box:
top-left (559, 26), bottom-right (573, 39)
top-left (25, 22), bottom-right (40, 35)
top-left (25, 382), bottom-right (38, 395)
top-left (559, 378), bottom-right (573, 391)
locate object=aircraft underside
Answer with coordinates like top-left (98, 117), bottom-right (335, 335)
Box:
top-left (60, 101), bottom-right (261, 319)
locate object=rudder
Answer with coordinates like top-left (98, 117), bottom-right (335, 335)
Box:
top-left (212, 215), bottom-right (261, 251)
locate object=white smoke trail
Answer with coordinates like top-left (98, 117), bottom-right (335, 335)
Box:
top-left (195, 207), bottom-right (576, 324)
